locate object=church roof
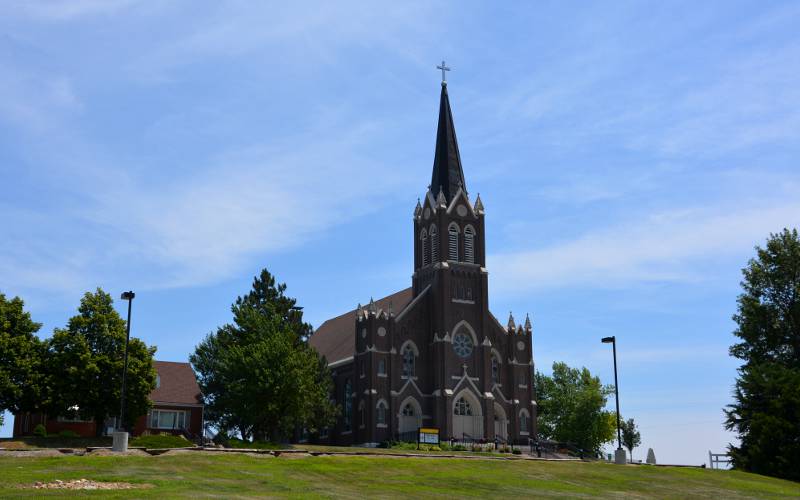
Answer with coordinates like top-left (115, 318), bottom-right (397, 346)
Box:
top-left (310, 288), bottom-right (414, 365)
top-left (430, 83), bottom-right (466, 203)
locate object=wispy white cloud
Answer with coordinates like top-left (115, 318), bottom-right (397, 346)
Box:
top-left (490, 201), bottom-right (800, 293)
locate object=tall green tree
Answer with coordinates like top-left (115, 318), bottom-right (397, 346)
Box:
top-left (535, 361), bottom-right (616, 455)
top-left (0, 293), bottom-right (48, 415)
top-left (190, 269), bottom-right (337, 442)
top-left (725, 228), bottom-right (800, 481)
top-left (48, 289), bottom-right (156, 433)
top-left (620, 417), bottom-right (641, 462)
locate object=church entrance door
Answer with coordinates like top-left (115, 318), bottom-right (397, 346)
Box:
top-left (493, 403), bottom-right (508, 441)
top-left (452, 391), bottom-right (483, 440)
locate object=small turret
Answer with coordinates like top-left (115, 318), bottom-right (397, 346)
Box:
top-left (524, 313), bottom-right (532, 333)
top-left (414, 198), bottom-right (422, 218)
top-left (474, 193), bottom-right (484, 214)
top-left (507, 312), bottom-right (516, 332)
top-left (368, 297), bottom-right (376, 315)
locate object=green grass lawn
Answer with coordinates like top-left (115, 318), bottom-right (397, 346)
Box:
top-left (0, 453), bottom-right (797, 498)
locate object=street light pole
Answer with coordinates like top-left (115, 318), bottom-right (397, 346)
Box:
top-left (119, 291), bottom-right (135, 431)
top-left (602, 335), bottom-right (624, 464)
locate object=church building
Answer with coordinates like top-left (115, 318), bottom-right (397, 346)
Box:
top-left (309, 75), bottom-right (536, 446)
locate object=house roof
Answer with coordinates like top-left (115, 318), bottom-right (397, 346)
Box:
top-left (309, 288), bottom-right (414, 365)
top-left (151, 361), bottom-right (203, 406)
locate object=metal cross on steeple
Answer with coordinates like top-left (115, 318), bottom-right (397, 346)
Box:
top-left (437, 60), bottom-right (451, 85)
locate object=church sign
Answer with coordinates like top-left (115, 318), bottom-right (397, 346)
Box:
top-left (418, 427), bottom-right (440, 445)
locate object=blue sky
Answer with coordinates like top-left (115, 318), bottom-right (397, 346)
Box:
top-left (1, 1), bottom-right (799, 465)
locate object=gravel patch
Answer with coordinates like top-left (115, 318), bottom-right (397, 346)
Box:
top-left (29, 479), bottom-right (148, 490)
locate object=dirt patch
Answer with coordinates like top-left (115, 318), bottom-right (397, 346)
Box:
top-left (0, 449), bottom-right (65, 458)
top-left (88, 448), bottom-right (150, 456)
top-left (29, 479), bottom-right (149, 490)
top-left (273, 451), bottom-right (310, 458)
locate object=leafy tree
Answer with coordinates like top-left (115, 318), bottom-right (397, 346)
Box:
top-left (620, 417), bottom-right (641, 462)
top-left (48, 289), bottom-right (156, 433)
top-left (0, 293), bottom-right (48, 415)
top-left (191, 269), bottom-right (337, 442)
top-left (725, 228), bottom-right (800, 481)
top-left (535, 361), bottom-right (616, 455)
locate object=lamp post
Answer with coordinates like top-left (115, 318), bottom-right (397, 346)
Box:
top-left (113, 291), bottom-right (135, 452)
top-left (601, 335), bottom-right (625, 464)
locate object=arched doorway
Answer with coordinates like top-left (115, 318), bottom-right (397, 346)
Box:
top-left (398, 397), bottom-right (421, 441)
top-left (493, 402), bottom-right (508, 440)
top-left (452, 390), bottom-right (483, 439)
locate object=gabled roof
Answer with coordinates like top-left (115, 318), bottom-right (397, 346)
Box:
top-left (430, 83), bottom-right (466, 203)
top-left (151, 361), bottom-right (203, 406)
top-left (310, 288), bottom-right (414, 365)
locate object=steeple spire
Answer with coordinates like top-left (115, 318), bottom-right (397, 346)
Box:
top-left (430, 80), bottom-right (466, 203)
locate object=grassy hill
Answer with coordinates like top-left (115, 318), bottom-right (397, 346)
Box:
top-left (0, 452), bottom-right (797, 498)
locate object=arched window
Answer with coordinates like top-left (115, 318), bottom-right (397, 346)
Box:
top-left (421, 229), bottom-right (429, 266)
top-left (491, 356), bottom-right (500, 384)
top-left (454, 397), bottom-right (473, 416)
top-left (402, 344), bottom-right (416, 377)
top-left (520, 410), bottom-right (530, 432)
top-left (430, 225), bottom-right (439, 262)
top-left (344, 379), bottom-right (353, 431)
top-left (378, 358), bottom-right (386, 375)
top-left (402, 403), bottom-right (415, 416)
top-left (358, 400), bottom-right (365, 428)
top-left (464, 226), bottom-right (475, 264)
top-left (448, 224), bottom-right (459, 261)
top-left (376, 401), bottom-right (387, 425)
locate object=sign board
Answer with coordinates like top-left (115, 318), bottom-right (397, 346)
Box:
top-left (418, 427), bottom-right (440, 445)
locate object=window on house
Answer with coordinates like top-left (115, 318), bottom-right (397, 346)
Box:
top-left (430, 225), bottom-right (439, 262)
top-left (402, 345), bottom-right (416, 377)
top-left (454, 397), bottom-right (473, 416)
top-left (448, 224), bottom-right (459, 261)
top-left (155, 374), bottom-right (161, 388)
top-left (378, 359), bottom-right (386, 375)
top-left (464, 226), bottom-right (475, 263)
top-left (491, 356), bottom-right (500, 384)
top-left (421, 229), bottom-right (429, 266)
top-left (376, 401), bottom-right (387, 425)
top-left (344, 379), bottom-right (353, 432)
top-left (149, 410), bottom-right (187, 430)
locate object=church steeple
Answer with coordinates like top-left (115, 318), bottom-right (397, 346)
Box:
top-left (430, 82), bottom-right (466, 203)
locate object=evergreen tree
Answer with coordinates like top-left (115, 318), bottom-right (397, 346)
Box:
top-left (190, 269), bottom-right (337, 442)
top-left (0, 293), bottom-right (47, 415)
top-left (620, 417), bottom-right (641, 462)
top-left (535, 361), bottom-right (616, 455)
top-left (725, 228), bottom-right (800, 481)
top-left (48, 289), bottom-right (156, 433)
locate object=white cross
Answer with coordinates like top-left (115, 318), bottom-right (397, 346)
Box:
top-left (437, 60), bottom-right (451, 84)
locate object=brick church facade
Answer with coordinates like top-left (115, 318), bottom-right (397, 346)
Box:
top-left (309, 79), bottom-right (536, 446)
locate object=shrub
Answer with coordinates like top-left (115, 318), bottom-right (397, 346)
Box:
top-left (33, 424), bottom-right (47, 437)
top-left (58, 430), bottom-right (79, 438)
top-left (430, 446), bottom-right (442, 452)
top-left (512, 448), bottom-right (522, 455)
top-left (471, 445), bottom-right (482, 452)
top-left (452, 444), bottom-right (466, 451)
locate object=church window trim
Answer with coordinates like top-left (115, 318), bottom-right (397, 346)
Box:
top-left (343, 379), bottom-right (353, 432)
top-left (358, 400), bottom-right (366, 429)
top-left (453, 331), bottom-right (473, 358)
top-left (454, 397), bottom-right (473, 416)
top-left (378, 358), bottom-right (386, 377)
top-left (376, 399), bottom-right (388, 426)
top-left (448, 223), bottom-right (460, 261)
top-left (400, 340), bottom-right (419, 379)
top-left (430, 224), bottom-right (439, 263)
top-left (420, 229), bottom-right (429, 266)
top-left (464, 225), bottom-right (476, 264)
top-left (519, 409), bottom-right (531, 436)
top-left (491, 353), bottom-right (501, 385)
top-left (451, 320), bottom-right (479, 347)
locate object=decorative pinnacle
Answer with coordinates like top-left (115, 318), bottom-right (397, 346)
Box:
top-left (524, 313), bottom-right (532, 332)
top-left (436, 185), bottom-right (447, 206)
top-left (474, 193), bottom-right (484, 213)
top-left (414, 198), bottom-right (422, 217)
top-left (368, 297), bottom-right (376, 314)
top-left (507, 312), bottom-right (516, 331)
